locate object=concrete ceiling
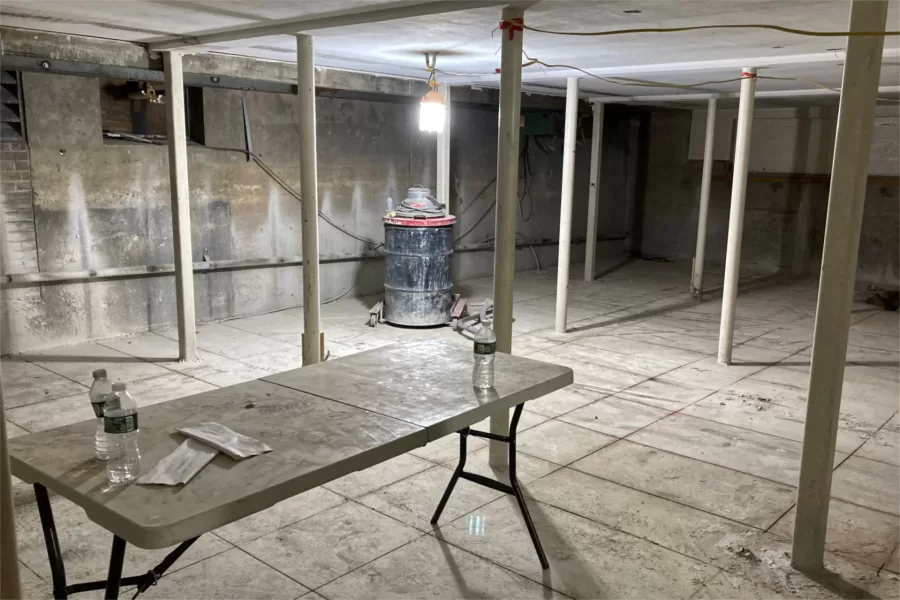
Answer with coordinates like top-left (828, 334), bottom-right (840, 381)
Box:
top-left (2, 0), bottom-right (899, 102)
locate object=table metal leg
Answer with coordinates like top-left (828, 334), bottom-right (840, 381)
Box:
top-left (31, 483), bottom-right (198, 598)
top-left (430, 404), bottom-right (550, 569)
top-left (430, 427), bottom-right (469, 524)
top-left (104, 536), bottom-right (126, 599)
top-left (34, 483), bottom-right (68, 599)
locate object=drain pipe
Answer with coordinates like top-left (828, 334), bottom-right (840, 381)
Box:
top-left (717, 68), bottom-right (757, 365)
top-left (555, 76), bottom-right (579, 334)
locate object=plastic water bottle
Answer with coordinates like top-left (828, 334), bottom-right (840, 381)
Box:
top-left (104, 382), bottom-right (141, 484)
top-left (473, 324), bottom-right (496, 388)
top-left (89, 369), bottom-right (113, 460)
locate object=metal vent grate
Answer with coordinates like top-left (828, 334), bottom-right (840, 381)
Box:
top-left (0, 70), bottom-right (24, 140)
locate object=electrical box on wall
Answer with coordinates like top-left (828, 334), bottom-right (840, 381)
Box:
top-left (521, 110), bottom-right (556, 136)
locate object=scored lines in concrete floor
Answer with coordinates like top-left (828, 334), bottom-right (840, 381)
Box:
top-left (7, 263), bottom-right (899, 599)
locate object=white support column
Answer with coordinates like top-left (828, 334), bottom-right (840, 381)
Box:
top-left (163, 51), bottom-right (198, 363)
top-left (691, 97), bottom-right (717, 297)
top-left (792, 0), bottom-right (888, 572)
top-left (555, 76), bottom-right (579, 333)
top-left (584, 102), bottom-right (603, 282)
top-left (490, 4), bottom-right (524, 467)
top-left (717, 68), bottom-right (757, 365)
top-left (297, 34), bottom-right (322, 366)
top-left (437, 84), bottom-right (452, 216)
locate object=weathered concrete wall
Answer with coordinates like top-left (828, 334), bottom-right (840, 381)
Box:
top-left (0, 65), bottom-right (639, 353)
top-left (636, 108), bottom-right (900, 287)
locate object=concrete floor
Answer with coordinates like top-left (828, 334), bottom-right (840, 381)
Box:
top-left (5, 260), bottom-right (899, 600)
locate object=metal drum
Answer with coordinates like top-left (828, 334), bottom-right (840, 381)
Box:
top-left (383, 214), bottom-right (456, 327)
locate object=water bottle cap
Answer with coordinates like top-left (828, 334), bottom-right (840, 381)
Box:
top-left (111, 382), bottom-right (127, 392)
top-left (92, 369), bottom-right (107, 379)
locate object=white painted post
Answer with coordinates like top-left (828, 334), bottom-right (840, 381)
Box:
top-left (692, 97), bottom-right (718, 297)
top-left (437, 84), bottom-right (452, 216)
top-left (717, 68), bottom-right (757, 365)
top-left (490, 5), bottom-right (524, 467)
top-left (584, 102), bottom-right (604, 282)
top-left (555, 76), bottom-right (579, 333)
top-left (163, 51), bottom-right (198, 363)
top-left (297, 34), bottom-right (322, 366)
top-left (792, 0), bottom-right (888, 572)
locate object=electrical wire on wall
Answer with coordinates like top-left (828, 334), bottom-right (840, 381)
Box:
top-left (103, 132), bottom-right (380, 305)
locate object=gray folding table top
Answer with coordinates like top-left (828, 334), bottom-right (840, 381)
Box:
top-left (9, 340), bottom-right (573, 549)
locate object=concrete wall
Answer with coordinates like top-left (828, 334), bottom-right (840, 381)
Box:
top-left (637, 107), bottom-right (899, 287)
top-left (0, 60), bottom-right (639, 353)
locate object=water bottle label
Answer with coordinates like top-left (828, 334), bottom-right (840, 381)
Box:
top-left (105, 414), bottom-right (139, 434)
top-left (90, 400), bottom-right (105, 418)
top-left (474, 341), bottom-right (496, 355)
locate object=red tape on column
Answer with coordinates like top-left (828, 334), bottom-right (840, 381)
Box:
top-left (499, 18), bottom-right (524, 41)
top-left (742, 71), bottom-right (757, 79)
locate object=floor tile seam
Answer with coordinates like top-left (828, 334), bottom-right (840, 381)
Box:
top-left (213, 321), bottom-right (305, 352)
top-left (661, 408), bottom-right (875, 455)
top-left (229, 543), bottom-right (318, 594)
top-left (563, 340), bottom-right (710, 373)
top-left (551, 344), bottom-right (680, 380)
top-left (762, 500), bottom-right (799, 535)
top-left (219, 497), bottom-right (351, 547)
top-left (559, 461), bottom-right (776, 531)
top-left (149, 539), bottom-right (238, 582)
top-left (95, 332), bottom-right (245, 376)
top-left (422, 527), bottom-right (583, 600)
top-left (322, 460), bottom-right (444, 498)
top-left (242, 501), bottom-right (431, 595)
top-left (16, 559), bottom-right (48, 585)
top-left (607, 432), bottom-right (807, 493)
top-left (515, 493), bottom-right (732, 573)
top-left (4, 357), bottom-right (90, 394)
top-left (304, 534), bottom-right (430, 595)
top-left (517, 340), bottom-right (569, 357)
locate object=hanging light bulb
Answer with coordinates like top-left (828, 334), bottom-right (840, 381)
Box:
top-left (419, 53), bottom-right (445, 134)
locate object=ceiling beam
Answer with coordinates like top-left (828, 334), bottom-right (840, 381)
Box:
top-left (147, 0), bottom-right (508, 51)
top-left (589, 85), bottom-right (900, 105)
top-left (439, 48), bottom-right (900, 85)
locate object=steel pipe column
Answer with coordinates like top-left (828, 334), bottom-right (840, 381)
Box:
top-left (555, 76), bottom-right (579, 333)
top-left (437, 84), bottom-right (452, 216)
top-left (490, 4), bottom-right (524, 467)
top-left (791, 0), bottom-right (888, 572)
top-left (717, 68), bottom-right (757, 364)
top-left (692, 97), bottom-right (718, 297)
top-left (584, 102), bottom-right (604, 282)
top-left (163, 51), bottom-right (198, 363)
top-left (297, 34), bottom-right (322, 366)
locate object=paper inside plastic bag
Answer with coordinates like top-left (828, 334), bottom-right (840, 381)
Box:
top-left (176, 422), bottom-right (273, 460)
top-left (136, 438), bottom-right (219, 486)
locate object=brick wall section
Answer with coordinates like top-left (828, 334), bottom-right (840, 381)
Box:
top-left (0, 139), bottom-right (40, 274)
